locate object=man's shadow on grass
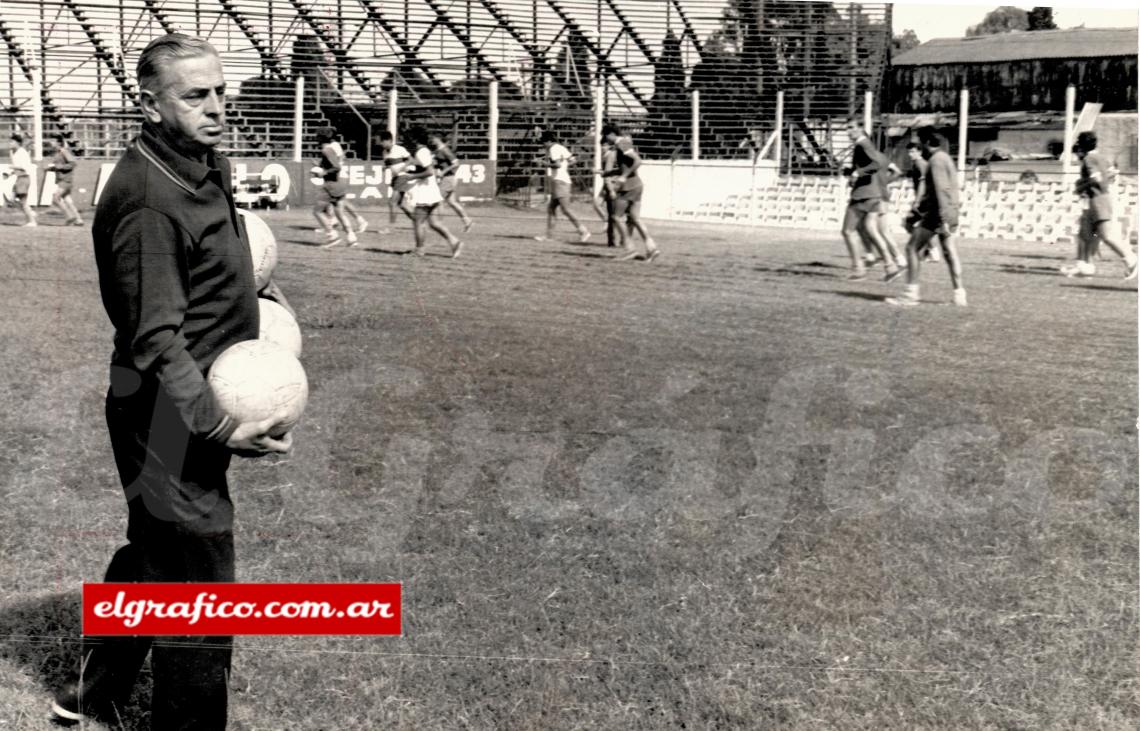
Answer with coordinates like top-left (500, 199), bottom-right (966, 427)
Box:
top-left (0, 592), bottom-right (150, 729)
top-left (817, 289), bottom-right (889, 302)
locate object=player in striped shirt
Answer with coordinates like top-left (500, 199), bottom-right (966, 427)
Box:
top-left (405, 126), bottom-right (463, 258)
top-left (1059, 131), bottom-right (1137, 280)
top-left (46, 133), bottom-right (84, 226)
top-left (380, 130), bottom-right (415, 223)
top-left (429, 132), bottom-right (474, 232)
top-left (312, 126), bottom-right (359, 247)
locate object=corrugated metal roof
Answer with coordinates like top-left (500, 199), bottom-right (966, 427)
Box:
top-left (893, 27), bottom-right (1138, 66)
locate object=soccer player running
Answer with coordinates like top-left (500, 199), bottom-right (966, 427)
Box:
top-left (841, 118), bottom-right (900, 281)
top-left (863, 162), bottom-right (908, 270)
top-left (429, 132), bottom-right (474, 232)
top-left (405, 126), bottom-right (463, 258)
top-left (5, 132), bottom-right (37, 226)
top-left (46, 133), bottom-right (85, 226)
top-left (380, 130), bottom-right (415, 223)
top-left (55, 33), bottom-right (292, 728)
top-left (602, 123), bottom-right (659, 261)
top-left (887, 127), bottom-right (968, 307)
top-left (536, 130), bottom-right (590, 243)
top-left (903, 142), bottom-right (940, 263)
top-left (595, 139), bottom-right (623, 248)
top-left (313, 126), bottom-right (359, 248)
top-left (1059, 131), bottom-right (1137, 280)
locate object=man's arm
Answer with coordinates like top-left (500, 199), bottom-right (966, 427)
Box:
top-left (436, 148), bottom-right (459, 177)
top-left (852, 139), bottom-right (883, 177)
top-left (930, 156), bottom-right (959, 229)
top-left (107, 208), bottom-right (237, 444)
top-left (616, 140), bottom-right (641, 180)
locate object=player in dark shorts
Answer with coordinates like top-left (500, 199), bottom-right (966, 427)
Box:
top-left (45, 133), bottom-right (85, 225)
top-left (594, 140), bottom-right (622, 247)
top-left (601, 123), bottom-right (658, 261)
top-left (380, 130), bottom-right (415, 223)
top-left (5, 132), bottom-right (37, 226)
top-left (429, 132), bottom-right (473, 232)
top-left (903, 142), bottom-right (939, 263)
top-left (887, 127), bottom-right (967, 307)
top-left (312, 126), bottom-right (358, 247)
top-left (1059, 131), bottom-right (1137, 280)
top-left (842, 118), bottom-right (900, 281)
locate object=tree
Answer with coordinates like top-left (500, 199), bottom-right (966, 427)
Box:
top-left (1027, 7), bottom-right (1057, 31)
top-left (966, 6), bottom-right (1029, 37)
top-left (893, 29), bottom-right (920, 55)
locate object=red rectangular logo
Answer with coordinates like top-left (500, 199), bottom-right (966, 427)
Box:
top-left (82, 583), bottom-right (402, 636)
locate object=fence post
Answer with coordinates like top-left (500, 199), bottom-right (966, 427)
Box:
top-left (958, 88), bottom-right (969, 187)
top-left (863, 90), bottom-right (873, 137)
top-left (293, 75), bottom-right (304, 163)
top-left (388, 89), bottom-right (398, 138)
top-left (593, 82), bottom-right (603, 197)
top-left (32, 78), bottom-right (43, 161)
top-left (488, 80), bottom-right (499, 162)
top-left (1061, 84), bottom-right (1076, 177)
top-left (691, 89), bottom-right (700, 161)
top-left (774, 89), bottom-right (784, 178)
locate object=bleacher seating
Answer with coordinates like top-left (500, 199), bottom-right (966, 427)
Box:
top-left (665, 176), bottom-right (1138, 246)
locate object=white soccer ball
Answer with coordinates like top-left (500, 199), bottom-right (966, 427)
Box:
top-left (237, 209), bottom-right (278, 291)
top-left (208, 339), bottom-right (308, 438)
top-left (259, 298), bottom-right (303, 357)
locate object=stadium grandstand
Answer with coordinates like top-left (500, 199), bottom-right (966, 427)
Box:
top-left (0, 0), bottom-right (891, 185)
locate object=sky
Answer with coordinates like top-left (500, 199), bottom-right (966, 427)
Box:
top-left (890, 0), bottom-right (1139, 42)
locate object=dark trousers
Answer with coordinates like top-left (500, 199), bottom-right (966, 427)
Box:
top-left (79, 378), bottom-right (235, 730)
top-left (604, 194), bottom-right (617, 247)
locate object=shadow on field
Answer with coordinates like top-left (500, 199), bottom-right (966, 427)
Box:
top-left (752, 264), bottom-right (843, 278)
top-left (0, 593), bottom-right (151, 728)
top-left (1061, 283), bottom-right (1139, 293)
top-left (812, 289), bottom-right (889, 302)
top-left (1008, 253), bottom-right (1066, 261)
top-left (558, 250), bottom-right (616, 260)
top-left (998, 264), bottom-right (1063, 276)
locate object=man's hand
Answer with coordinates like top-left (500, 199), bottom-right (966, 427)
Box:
top-left (226, 414), bottom-right (293, 457)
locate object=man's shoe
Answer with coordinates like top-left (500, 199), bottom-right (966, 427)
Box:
top-left (50, 675), bottom-right (124, 726)
top-left (885, 295), bottom-right (920, 307)
top-left (615, 248), bottom-right (640, 261)
top-left (533, 235), bottom-right (550, 242)
top-left (451, 240), bottom-right (465, 259)
top-left (356, 219), bottom-right (369, 234)
top-left (1124, 259), bottom-right (1138, 281)
top-left (578, 229), bottom-right (591, 243)
top-left (895, 255), bottom-right (908, 268)
top-left (848, 269), bottom-right (868, 281)
top-left (645, 248), bottom-right (661, 262)
top-left (953, 288), bottom-right (968, 307)
top-left (463, 219), bottom-right (474, 233)
top-left (883, 267), bottom-right (904, 283)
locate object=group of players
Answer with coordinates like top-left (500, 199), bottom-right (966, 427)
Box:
top-left (840, 119), bottom-right (1136, 307)
top-left (307, 122), bottom-right (661, 262)
top-left (3, 131), bottom-right (85, 227)
top-left (6, 117), bottom-right (1135, 300)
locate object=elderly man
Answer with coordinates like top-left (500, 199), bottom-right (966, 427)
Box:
top-left (52, 34), bottom-right (291, 728)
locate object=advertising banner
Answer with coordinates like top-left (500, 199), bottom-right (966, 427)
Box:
top-left (2, 157), bottom-right (496, 211)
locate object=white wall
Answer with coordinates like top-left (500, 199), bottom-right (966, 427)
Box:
top-left (639, 160), bottom-right (779, 219)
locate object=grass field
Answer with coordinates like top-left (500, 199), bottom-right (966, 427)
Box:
top-left (0, 203), bottom-right (1136, 730)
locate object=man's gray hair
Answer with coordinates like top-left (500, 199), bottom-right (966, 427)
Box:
top-left (137, 33), bottom-right (218, 93)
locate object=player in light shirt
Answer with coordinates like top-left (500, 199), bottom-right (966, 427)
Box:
top-left (1059, 131), bottom-right (1137, 280)
top-left (404, 126), bottom-right (463, 258)
top-left (535, 130), bottom-right (590, 243)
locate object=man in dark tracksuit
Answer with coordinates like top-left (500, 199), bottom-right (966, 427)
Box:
top-left (887, 127), bottom-right (968, 308)
top-left (842, 118), bottom-right (900, 282)
top-left (52, 34), bottom-right (291, 729)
